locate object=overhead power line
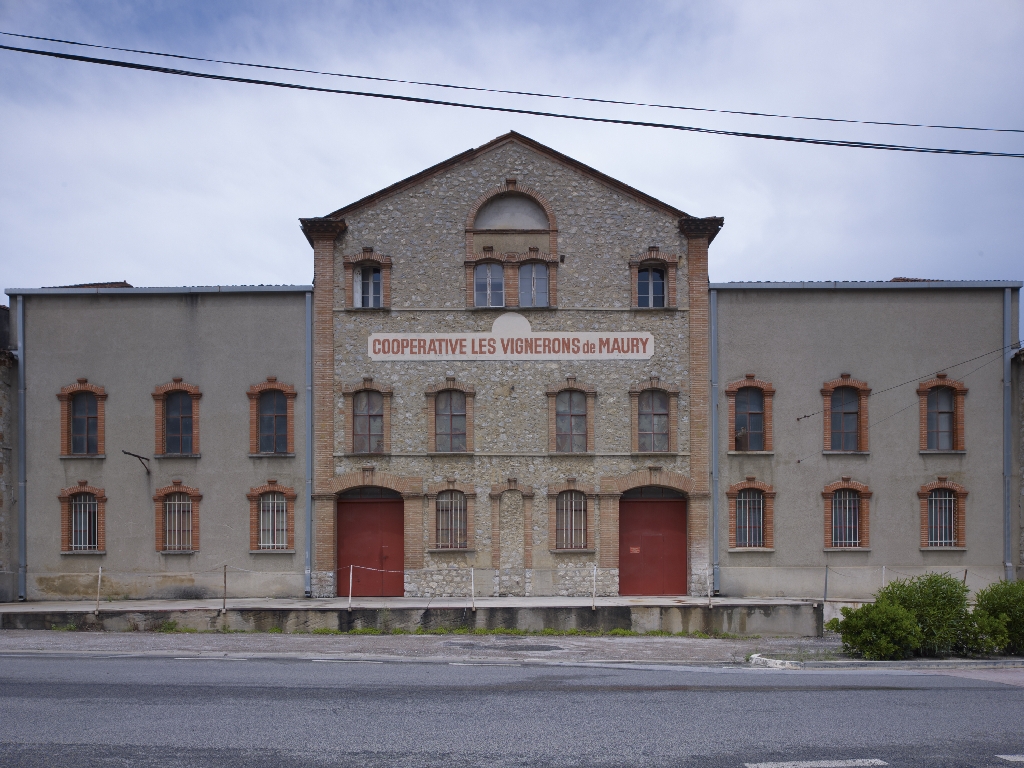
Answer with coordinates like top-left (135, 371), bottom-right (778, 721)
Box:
top-left (2, 43), bottom-right (1023, 159)
top-left (2, 29), bottom-right (1021, 136)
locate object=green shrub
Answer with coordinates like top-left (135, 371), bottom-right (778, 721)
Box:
top-left (607, 628), bottom-right (638, 636)
top-left (975, 580), bottom-right (1024, 654)
top-left (878, 573), bottom-right (973, 656)
top-left (832, 600), bottom-right (922, 660)
top-left (968, 609), bottom-right (1010, 655)
top-left (311, 627), bottom-right (343, 635)
top-left (266, 627), bottom-right (283, 634)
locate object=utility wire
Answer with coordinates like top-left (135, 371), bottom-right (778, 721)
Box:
top-left (3, 43), bottom-right (1024, 159)
top-left (2, 29), bottom-right (1021, 136)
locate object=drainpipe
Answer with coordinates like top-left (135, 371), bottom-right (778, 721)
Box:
top-left (1003, 288), bottom-right (1014, 582)
top-left (710, 289), bottom-right (720, 593)
top-left (304, 291), bottom-right (314, 597)
top-left (16, 296), bottom-right (27, 600)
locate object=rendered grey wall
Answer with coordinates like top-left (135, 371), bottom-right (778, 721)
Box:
top-left (715, 287), bottom-right (1020, 599)
top-left (21, 291), bottom-right (308, 600)
top-left (0, 343), bottom-right (16, 602)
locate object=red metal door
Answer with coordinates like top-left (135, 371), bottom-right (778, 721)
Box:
top-left (619, 498), bottom-right (687, 595)
top-left (337, 498), bottom-right (404, 596)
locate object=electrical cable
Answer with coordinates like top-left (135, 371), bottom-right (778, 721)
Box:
top-left (2, 29), bottom-right (1021, 135)
top-left (2, 42), bottom-right (1023, 159)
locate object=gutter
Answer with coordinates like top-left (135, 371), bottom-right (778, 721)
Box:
top-left (304, 291), bottom-right (314, 597)
top-left (710, 289), bottom-right (720, 593)
top-left (1003, 288), bottom-right (1014, 582)
top-left (16, 296), bottom-right (26, 600)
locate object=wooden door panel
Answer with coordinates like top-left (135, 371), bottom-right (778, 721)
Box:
top-left (618, 498), bottom-right (686, 595)
top-left (337, 499), bottom-right (404, 597)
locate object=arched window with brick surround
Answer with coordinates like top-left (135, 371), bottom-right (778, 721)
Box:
top-left (58, 379), bottom-right (107, 457)
top-left (427, 480), bottom-right (476, 552)
top-left (917, 374), bottom-right (967, 452)
top-left (547, 376), bottom-right (595, 454)
top-left (630, 247), bottom-right (678, 309)
top-left (247, 377), bottom-right (297, 455)
top-left (247, 480), bottom-right (296, 551)
top-left (342, 377), bottom-right (392, 455)
top-left (343, 247), bottom-right (392, 309)
top-left (725, 375), bottom-right (775, 452)
top-left (821, 374), bottom-right (870, 452)
top-left (919, 477), bottom-right (967, 549)
top-left (153, 379), bottom-right (201, 457)
top-left (59, 481), bottom-right (106, 553)
top-left (426, 377), bottom-right (475, 453)
top-left (727, 477), bottom-right (774, 550)
top-left (154, 481), bottom-right (201, 553)
top-left (823, 477), bottom-right (871, 549)
top-left (464, 181), bottom-right (559, 309)
top-left (629, 377), bottom-right (679, 453)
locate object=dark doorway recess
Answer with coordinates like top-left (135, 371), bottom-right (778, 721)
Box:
top-left (337, 487), bottom-right (404, 596)
top-left (618, 487), bottom-right (687, 595)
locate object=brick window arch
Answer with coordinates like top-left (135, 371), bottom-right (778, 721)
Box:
top-left (343, 247), bottom-right (392, 309)
top-left (247, 377), bottom-right (297, 455)
top-left (725, 375), bottom-right (775, 452)
top-left (59, 481), bottom-right (106, 553)
top-left (247, 480), bottom-right (297, 551)
top-left (629, 247), bottom-right (678, 309)
top-left (823, 477), bottom-right (871, 549)
top-left (427, 480), bottom-right (477, 551)
top-left (821, 374), bottom-right (870, 452)
top-left (919, 477), bottom-right (967, 548)
top-left (547, 479), bottom-right (595, 552)
top-left (425, 377), bottom-right (475, 453)
top-left (153, 379), bottom-right (201, 456)
top-left (58, 379), bottom-right (107, 457)
top-left (546, 376), bottom-right (596, 453)
top-left (917, 374), bottom-right (967, 452)
top-left (629, 377), bottom-right (679, 453)
top-left (727, 477), bottom-right (775, 549)
top-left (342, 377), bottom-right (392, 455)
top-left (154, 481), bottom-right (201, 552)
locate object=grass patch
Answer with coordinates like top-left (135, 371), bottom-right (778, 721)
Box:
top-left (311, 627), bottom-right (344, 635)
top-left (266, 627), bottom-right (283, 634)
top-left (607, 628), bottom-right (639, 636)
top-left (347, 627), bottom-right (382, 635)
top-left (50, 622), bottom-right (79, 632)
top-left (152, 620), bottom-right (197, 634)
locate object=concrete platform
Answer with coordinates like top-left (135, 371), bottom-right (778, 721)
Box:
top-left (0, 596), bottom-right (823, 636)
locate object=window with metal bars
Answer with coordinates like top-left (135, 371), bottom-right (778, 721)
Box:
top-left (555, 390), bottom-right (587, 453)
top-left (518, 263), bottom-right (548, 307)
top-left (474, 263), bottom-right (504, 307)
top-left (258, 492), bottom-right (288, 549)
top-left (258, 390), bottom-right (288, 453)
top-left (164, 492), bottom-right (193, 551)
top-left (735, 387), bottom-right (764, 451)
top-left (927, 489), bottom-right (957, 547)
top-left (830, 387), bottom-right (859, 451)
top-left (354, 266), bottom-right (382, 308)
top-left (436, 491), bottom-right (467, 549)
top-left (637, 267), bottom-right (665, 308)
top-left (927, 387), bottom-right (955, 451)
top-left (831, 489), bottom-right (860, 547)
top-left (435, 390), bottom-right (467, 452)
top-left (71, 493), bottom-right (98, 551)
top-left (71, 392), bottom-right (98, 455)
top-left (165, 391), bottom-right (193, 455)
top-left (353, 390), bottom-right (384, 453)
top-left (735, 489), bottom-right (764, 548)
top-left (638, 389), bottom-right (669, 452)
top-left (555, 491), bottom-right (587, 549)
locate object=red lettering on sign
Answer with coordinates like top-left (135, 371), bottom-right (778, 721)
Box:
top-left (599, 338), bottom-right (609, 353)
top-left (571, 338), bottom-right (580, 354)
top-left (640, 337), bottom-right (649, 353)
top-left (372, 339), bottom-right (382, 354)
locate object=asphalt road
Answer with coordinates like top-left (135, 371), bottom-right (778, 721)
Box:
top-left (1, 653), bottom-right (1022, 767)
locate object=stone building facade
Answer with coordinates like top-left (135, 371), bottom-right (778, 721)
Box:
top-left (0, 306), bottom-right (16, 601)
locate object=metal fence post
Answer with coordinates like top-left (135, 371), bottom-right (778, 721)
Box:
top-left (592, 564), bottom-right (597, 611)
top-left (347, 564), bottom-right (353, 613)
top-left (471, 568), bottom-right (476, 612)
top-left (221, 564), bottom-right (227, 615)
top-left (823, 564), bottom-right (829, 602)
top-left (94, 567), bottom-right (102, 615)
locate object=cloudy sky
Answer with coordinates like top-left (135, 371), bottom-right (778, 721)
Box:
top-left (1, 1), bottom-right (1022, 308)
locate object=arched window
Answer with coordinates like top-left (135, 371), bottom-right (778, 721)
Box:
top-left (555, 490), bottom-right (587, 549)
top-left (555, 390), bottom-right (587, 453)
top-left (830, 387), bottom-right (860, 451)
top-left (71, 492), bottom-right (98, 551)
top-left (165, 391), bottom-right (193, 455)
top-left (259, 390), bottom-right (289, 454)
top-left (927, 387), bottom-right (955, 451)
top-left (735, 489), bottom-right (764, 548)
top-left (637, 267), bottom-right (665, 308)
top-left (735, 387), bottom-right (764, 451)
top-left (259, 491), bottom-right (288, 549)
top-left (435, 390), bottom-right (467, 452)
top-left (353, 265), bottom-right (382, 308)
top-left (164, 492), bottom-right (193, 551)
top-left (353, 390), bottom-right (385, 454)
top-left (436, 490), bottom-right (467, 549)
top-left (474, 263), bottom-right (504, 307)
top-left (831, 489), bottom-right (860, 547)
top-left (927, 488), bottom-right (957, 547)
top-left (638, 389), bottom-right (669, 452)
top-left (519, 263), bottom-right (549, 307)
top-left (71, 391), bottom-right (98, 455)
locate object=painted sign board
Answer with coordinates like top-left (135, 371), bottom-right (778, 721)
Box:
top-left (367, 312), bottom-right (654, 361)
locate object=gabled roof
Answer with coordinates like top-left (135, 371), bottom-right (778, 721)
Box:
top-left (302, 132), bottom-right (722, 243)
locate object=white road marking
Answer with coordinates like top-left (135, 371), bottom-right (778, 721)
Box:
top-left (744, 761), bottom-right (887, 768)
top-left (448, 662), bottom-right (521, 666)
top-left (310, 659), bottom-right (383, 664)
top-left (173, 657), bottom-right (247, 661)
top-left (996, 757), bottom-right (1024, 763)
